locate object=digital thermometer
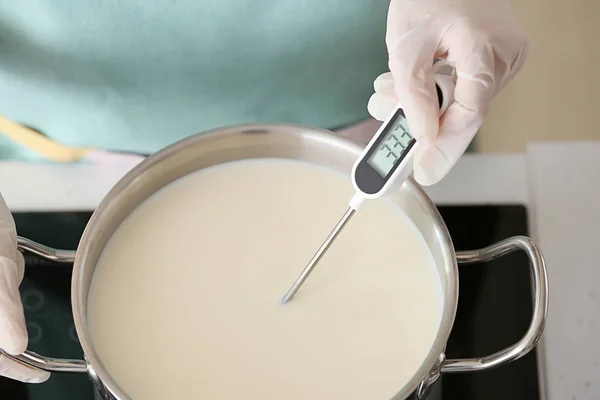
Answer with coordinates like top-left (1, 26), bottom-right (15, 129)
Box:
top-left (353, 76), bottom-right (454, 203)
top-left (281, 64), bottom-right (456, 303)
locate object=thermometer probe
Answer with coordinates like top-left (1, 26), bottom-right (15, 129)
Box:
top-left (281, 65), bottom-right (456, 303)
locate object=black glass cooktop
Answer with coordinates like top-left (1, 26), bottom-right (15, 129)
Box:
top-left (0, 206), bottom-right (541, 399)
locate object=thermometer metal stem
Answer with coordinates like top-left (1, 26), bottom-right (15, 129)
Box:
top-left (280, 206), bottom-right (356, 303)
top-left (281, 68), bottom-right (455, 304)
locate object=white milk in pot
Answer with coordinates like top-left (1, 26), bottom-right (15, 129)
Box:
top-left (88, 158), bottom-right (443, 399)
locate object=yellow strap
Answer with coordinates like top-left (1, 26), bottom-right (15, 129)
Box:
top-left (0, 114), bottom-right (91, 162)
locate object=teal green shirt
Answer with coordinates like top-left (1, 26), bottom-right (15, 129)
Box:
top-left (0, 0), bottom-right (389, 160)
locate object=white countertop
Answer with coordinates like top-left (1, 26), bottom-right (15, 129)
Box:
top-left (528, 142), bottom-right (600, 400)
top-left (1, 143), bottom-right (598, 399)
top-left (0, 153), bottom-right (528, 211)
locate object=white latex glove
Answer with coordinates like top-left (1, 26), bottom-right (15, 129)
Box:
top-left (368, 0), bottom-right (529, 186)
top-left (0, 194), bottom-right (49, 383)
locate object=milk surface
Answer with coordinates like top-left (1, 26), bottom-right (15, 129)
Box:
top-left (88, 158), bottom-right (443, 399)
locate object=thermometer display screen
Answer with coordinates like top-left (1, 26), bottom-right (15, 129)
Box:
top-left (367, 113), bottom-right (414, 177)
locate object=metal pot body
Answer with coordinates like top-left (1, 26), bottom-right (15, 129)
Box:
top-left (4, 124), bottom-right (548, 400)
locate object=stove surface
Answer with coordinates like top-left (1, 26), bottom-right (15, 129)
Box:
top-left (437, 206), bottom-right (540, 399)
top-left (0, 205), bottom-right (540, 399)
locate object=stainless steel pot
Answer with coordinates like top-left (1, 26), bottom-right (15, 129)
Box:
top-left (2, 124), bottom-right (548, 400)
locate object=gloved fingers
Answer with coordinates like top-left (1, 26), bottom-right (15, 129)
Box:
top-left (0, 352), bottom-right (50, 383)
top-left (0, 193), bottom-right (31, 369)
top-left (410, 39), bottom-right (496, 186)
top-left (0, 254), bottom-right (28, 355)
top-left (495, 36), bottom-right (530, 95)
top-left (413, 100), bottom-right (483, 186)
top-left (367, 73), bottom-right (397, 121)
top-left (373, 72), bottom-right (395, 93)
top-left (0, 194), bottom-right (18, 258)
top-left (386, 24), bottom-right (440, 144)
top-left (451, 42), bottom-right (496, 116)
top-left (367, 92), bottom-right (396, 122)
top-left (409, 39), bottom-right (496, 186)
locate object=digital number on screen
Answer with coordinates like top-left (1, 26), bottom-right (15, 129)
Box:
top-left (367, 115), bottom-right (414, 177)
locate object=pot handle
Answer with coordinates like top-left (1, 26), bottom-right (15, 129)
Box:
top-left (0, 237), bottom-right (88, 373)
top-left (16, 236), bottom-right (78, 263)
top-left (440, 235), bottom-right (548, 373)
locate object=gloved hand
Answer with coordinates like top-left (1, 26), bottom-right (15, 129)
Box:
top-left (368, 0), bottom-right (529, 186)
top-left (0, 194), bottom-right (49, 383)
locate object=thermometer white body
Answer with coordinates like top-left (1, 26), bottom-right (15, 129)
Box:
top-left (349, 72), bottom-right (455, 209)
